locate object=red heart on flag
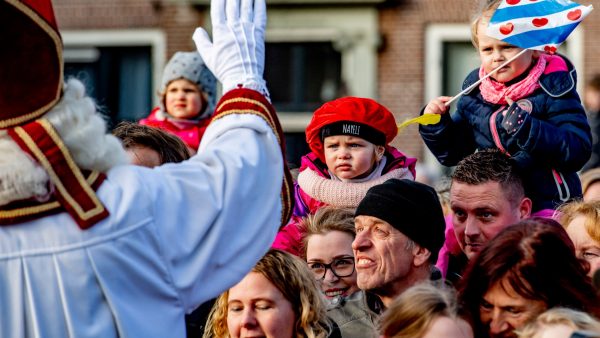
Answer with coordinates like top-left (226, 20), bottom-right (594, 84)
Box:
top-left (500, 23), bottom-right (514, 35)
top-left (544, 45), bottom-right (557, 54)
top-left (507, 0), bottom-right (520, 4)
top-left (567, 9), bottom-right (582, 21)
top-left (532, 18), bottom-right (548, 27)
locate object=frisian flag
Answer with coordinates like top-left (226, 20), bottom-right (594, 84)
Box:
top-left (486, 0), bottom-right (593, 54)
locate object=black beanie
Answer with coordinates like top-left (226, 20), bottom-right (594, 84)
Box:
top-left (355, 179), bottom-right (446, 262)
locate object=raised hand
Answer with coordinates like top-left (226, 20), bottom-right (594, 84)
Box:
top-left (424, 96), bottom-right (452, 115)
top-left (193, 0), bottom-right (268, 98)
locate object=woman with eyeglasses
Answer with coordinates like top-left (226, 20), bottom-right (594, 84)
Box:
top-left (302, 206), bottom-right (359, 301)
top-left (302, 206), bottom-right (379, 338)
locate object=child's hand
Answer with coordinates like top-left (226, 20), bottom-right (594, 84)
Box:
top-left (424, 96), bottom-right (452, 115)
top-left (501, 97), bottom-right (529, 135)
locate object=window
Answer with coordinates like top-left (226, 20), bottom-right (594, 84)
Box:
top-left (261, 7), bottom-right (379, 166)
top-left (265, 42), bottom-right (343, 113)
top-left (65, 46), bottom-right (152, 124)
top-left (61, 29), bottom-right (166, 126)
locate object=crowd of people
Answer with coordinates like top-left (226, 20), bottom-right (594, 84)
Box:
top-left (3, 0), bottom-right (600, 337)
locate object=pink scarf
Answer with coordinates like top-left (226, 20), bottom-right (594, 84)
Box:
top-left (479, 54), bottom-right (549, 105)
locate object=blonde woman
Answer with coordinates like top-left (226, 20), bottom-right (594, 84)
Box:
top-left (517, 307), bottom-right (600, 338)
top-left (302, 206), bottom-right (359, 301)
top-left (379, 283), bottom-right (473, 338)
top-left (302, 206), bottom-right (378, 338)
top-left (558, 200), bottom-right (600, 277)
top-left (203, 249), bottom-right (337, 338)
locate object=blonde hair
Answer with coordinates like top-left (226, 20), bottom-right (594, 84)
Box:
top-left (470, 0), bottom-right (502, 48)
top-left (0, 78), bottom-right (127, 206)
top-left (301, 206), bottom-right (356, 258)
top-left (517, 307), bottom-right (600, 338)
top-left (558, 200), bottom-right (600, 243)
top-left (379, 283), bottom-right (464, 338)
top-left (203, 249), bottom-right (332, 338)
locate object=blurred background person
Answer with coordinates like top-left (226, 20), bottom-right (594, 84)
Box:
top-left (140, 51), bottom-right (216, 154)
top-left (580, 168), bottom-right (600, 202)
top-left (558, 200), bottom-right (600, 277)
top-left (459, 218), bottom-right (600, 338)
top-left (202, 249), bottom-right (338, 338)
top-left (584, 74), bottom-right (600, 171)
top-left (379, 283), bottom-right (473, 338)
top-left (113, 121), bottom-right (190, 167)
top-left (517, 308), bottom-right (600, 338)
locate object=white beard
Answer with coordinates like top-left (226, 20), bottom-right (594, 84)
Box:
top-left (0, 78), bottom-right (128, 206)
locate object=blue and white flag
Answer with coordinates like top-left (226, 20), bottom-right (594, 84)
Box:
top-left (486, 0), bottom-right (593, 53)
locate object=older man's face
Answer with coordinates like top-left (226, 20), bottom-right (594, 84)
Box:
top-left (450, 181), bottom-right (529, 259)
top-left (352, 215), bottom-right (414, 295)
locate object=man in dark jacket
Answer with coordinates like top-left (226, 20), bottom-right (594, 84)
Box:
top-left (327, 179), bottom-right (446, 338)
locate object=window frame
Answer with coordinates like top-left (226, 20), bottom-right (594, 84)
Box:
top-left (203, 7), bottom-right (379, 132)
top-left (61, 29), bottom-right (166, 108)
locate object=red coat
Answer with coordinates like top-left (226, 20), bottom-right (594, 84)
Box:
top-left (140, 107), bottom-right (211, 151)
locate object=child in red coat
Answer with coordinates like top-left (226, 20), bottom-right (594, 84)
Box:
top-left (140, 51), bottom-right (216, 153)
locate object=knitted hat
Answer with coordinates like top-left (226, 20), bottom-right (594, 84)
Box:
top-left (306, 97), bottom-right (398, 162)
top-left (355, 179), bottom-right (445, 262)
top-left (160, 51), bottom-right (217, 119)
top-left (0, 0), bottom-right (63, 128)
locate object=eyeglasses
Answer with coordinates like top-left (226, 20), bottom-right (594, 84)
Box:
top-left (307, 256), bottom-right (355, 280)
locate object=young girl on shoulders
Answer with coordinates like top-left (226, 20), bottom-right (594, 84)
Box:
top-left (419, 0), bottom-right (591, 214)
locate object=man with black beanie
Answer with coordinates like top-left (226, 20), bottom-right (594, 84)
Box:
top-left (326, 179), bottom-right (446, 338)
top-left (352, 178), bottom-right (446, 307)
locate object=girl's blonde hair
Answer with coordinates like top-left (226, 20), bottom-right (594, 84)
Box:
top-left (470, 0), bottom-right (502, 48)
top-left (558, 199), bottom-right (600, 243)
top-left (517, 307), bottom-right (600, 338)
top-left (379, 283), bottom-right (466, 338)
top-left (300, 206), bottom-right (356, 259)
top-left (202, 249), bottom-right (332, 338)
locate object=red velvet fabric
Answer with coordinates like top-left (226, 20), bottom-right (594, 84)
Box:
top-left (0, 0), bottom-right (62, 129)
top-left (305, 97), bottom-right (399, 162)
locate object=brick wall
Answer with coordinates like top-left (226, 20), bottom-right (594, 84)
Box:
top-left (54, 0), bottom-right (207, 57)
top-left (52, 0), bottom-right (600, 162)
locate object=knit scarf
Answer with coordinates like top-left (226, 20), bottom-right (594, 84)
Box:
top-left (297, 166), bottom-right (414, 208)
top-left (479, 54), bottom-right (548, 105)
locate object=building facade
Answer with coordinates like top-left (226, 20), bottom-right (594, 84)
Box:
top-left (54, 0), bottom-right (600, 170)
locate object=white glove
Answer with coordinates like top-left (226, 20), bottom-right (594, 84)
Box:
top-left (193, 0), bottom-right (268, 98)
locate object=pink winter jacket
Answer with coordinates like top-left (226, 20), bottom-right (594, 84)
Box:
top-left (140, 107), bottom-right (211, 151)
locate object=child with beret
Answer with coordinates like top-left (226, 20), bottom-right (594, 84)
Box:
top-left (273, 97), bottom-right (417, 256)
top-left (140, 51), bottom-right (217, 154)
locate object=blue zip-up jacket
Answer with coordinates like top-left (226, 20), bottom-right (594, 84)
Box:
top-left (420, 55), bottom-right (591, 211)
